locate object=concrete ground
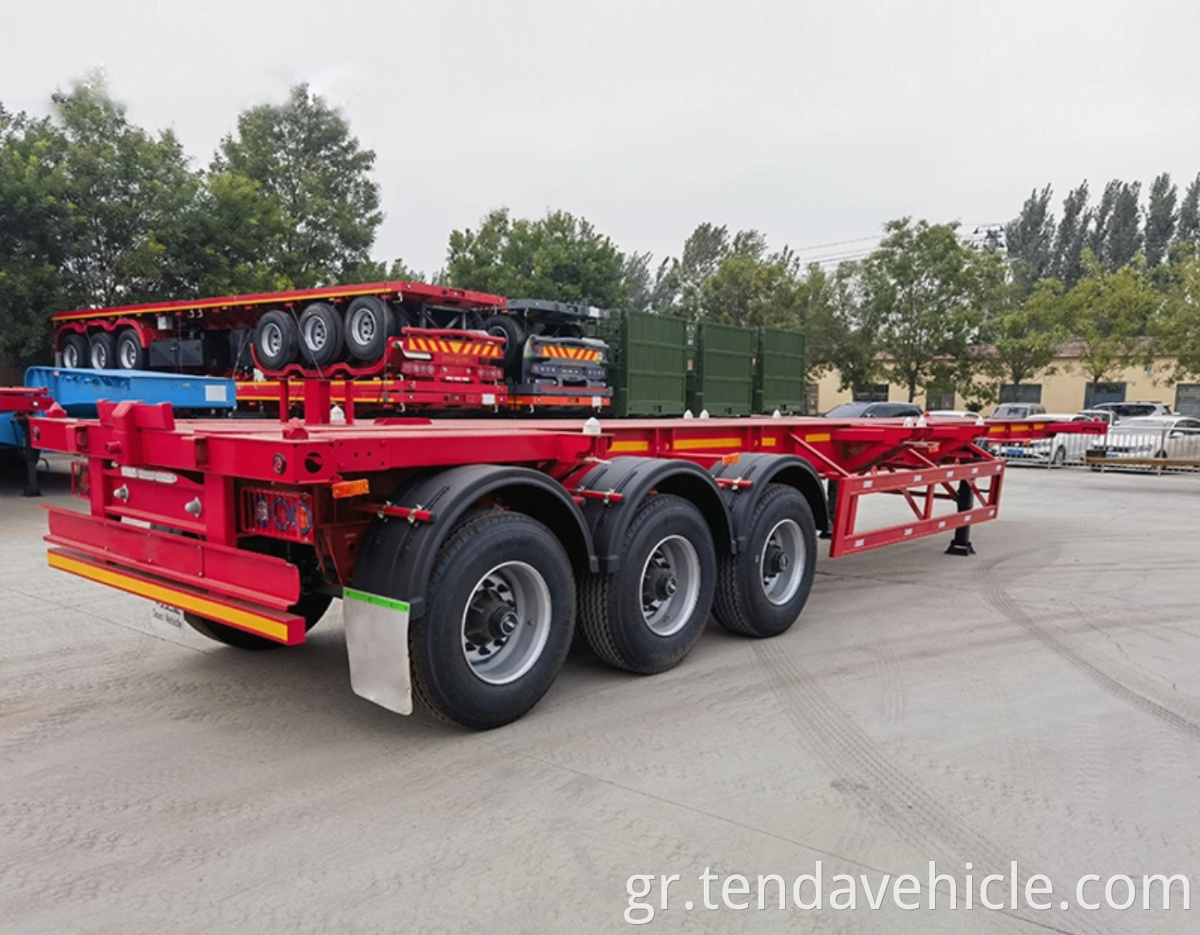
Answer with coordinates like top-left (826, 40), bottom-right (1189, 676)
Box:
top-left (2, 459), bottom-right (1199, 934)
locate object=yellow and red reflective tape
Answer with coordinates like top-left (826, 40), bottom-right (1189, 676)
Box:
top-left (540, 345), bottom-right (600, 361)
top-left (404, 339), bottom-right (502, 358)
top-left (47, 551), bottom-right (293, 643)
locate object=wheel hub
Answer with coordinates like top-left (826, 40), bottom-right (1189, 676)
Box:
top-left (644, 565), bottom-right (678, 602)
top-left (760, 518), bottom-right (805, 606)
top-left (305, 318), bottom-right (327, 349)
top-left (460, 562), bottom-right (552, 685)
top-left (351, 310), bottom-right (375, 344)
top-left (639, 534), bottom-right (701, 637)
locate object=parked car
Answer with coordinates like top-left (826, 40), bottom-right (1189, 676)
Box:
top-left (989, 402), bottom-right (1047, 419)
top-left (1075, 408), bottom-right (1115, 426)
top-left (925, 409), bottom-right (981, 420)
top-left (1086, 416), bottom-right (1200, 465)
top-left (1090, 401), bottom-right (1171, 422)
top-left (823, 401), bottom-right (924, 419)
top-left (1012, 413), bottom-right (1108, 465)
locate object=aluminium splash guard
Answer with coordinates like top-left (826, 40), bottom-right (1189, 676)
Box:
top-left (343, 588), bottom-right (413, 715)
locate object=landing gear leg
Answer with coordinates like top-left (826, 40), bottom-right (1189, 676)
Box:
top-left (945, 480), bottom-right (976, 556)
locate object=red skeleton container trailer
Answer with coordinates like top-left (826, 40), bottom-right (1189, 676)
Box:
top-left (27, 387), bottom-right (1103, 729)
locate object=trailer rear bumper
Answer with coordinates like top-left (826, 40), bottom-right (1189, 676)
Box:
top-left (47, 550), bottom-right (308, 644)
top-left (44, 507), bottom-right (306, 645)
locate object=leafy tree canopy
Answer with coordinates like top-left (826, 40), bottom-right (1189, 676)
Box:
top-left (446, 208), bottom-right (628, 309)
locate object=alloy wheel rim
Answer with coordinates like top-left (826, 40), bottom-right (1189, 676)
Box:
top-left (759, 518), bottom-right (805, 606)
top-left (640, 535), bottom-right (701, 636)
top-left (460, 561), bottom-right (552, 685)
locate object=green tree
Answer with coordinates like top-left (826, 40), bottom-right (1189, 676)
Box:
top-left (445, 208), bottom-right (628, 308)
top-left (1063, 254), bottom-right (1160, 384)
top-left (651, 222), bottom-right (730, 315)
top-left (1087, 180), bottom-right (1120, 262)
top-left (1004, 184), bottom-right (1055, 291)
top-left (621, 250), bottom-right (654, 312)
top-left (652, 223), bottom-right (776, 318)
top-left (181, 171), bottom-right (289, 296)
top-left (860, 218), bottom-right (1001, 401)
top-left (51, 75), bottom-right (201, 307)
top-left (983, 278), bottom-right (1069, 389)
top-left (1153, 254), bottom-right (1200, 377)
top-left (1106, 181), bottom-right (1142, 269)
top-left (215, 83), bottom-right (382, 288)
top-left (0, 104), bottom-right (69, 367)
top-left (341, 256), bottom-right (422, 284)
top-left (798, 261), bottom-right (880, 391)
top-left (693, 251), bottom-right (797, 328)
top-left (1052, 182), bottom-right (1091, 286)
top-left (1144, 173), bottom-right (1178, 267)
top-left (1176, 174), bottom-right (1200, 249)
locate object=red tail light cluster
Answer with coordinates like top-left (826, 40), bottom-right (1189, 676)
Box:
top-left (402, 361), bottom-right (437, 377)
top-left (240, 487), bottom-right (315, 544)
top-left (479, 366), bottom-right (504, 382)
top-left (71, 461), bottom-right (90, 499)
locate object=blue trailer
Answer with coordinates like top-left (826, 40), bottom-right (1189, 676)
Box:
top-left (2, 368), bottom-right (236, 495)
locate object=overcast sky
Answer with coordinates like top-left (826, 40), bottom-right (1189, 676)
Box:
top-left (4, 0), bottom-right (1199, 275)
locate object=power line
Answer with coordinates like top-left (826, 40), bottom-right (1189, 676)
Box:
top-left (790, 234), bottom-right (882, 255)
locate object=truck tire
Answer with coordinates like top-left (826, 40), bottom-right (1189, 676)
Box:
top-left (254, 309), bottom-right (300, 370)
top-left (344, 296), bottom-right (392, 363)
top-left (578, 494), bottom-right (716, 674)
top-left (483, 315), bottom-right (526, 375)
top-left (89, 332), bottom-right (117, 370)
top-left (391, 302), bottom-right (413, 337)
top-left (410, 510), bottom-right (575, 729)
top-left (298, 302), bottom-right (344, 368)
top-left (713, 484), bottom-right (816, 638)
top-left (184, 590), bottom-right (333, 651)
top-left (60, 333), bottom-right (89, 369)
top-left (115, 328), bottom-right (147, 370)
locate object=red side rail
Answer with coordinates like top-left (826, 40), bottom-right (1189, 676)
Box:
top-left (0, 387), bottom-right (52, 414)
top-left (51, 281), bottom-right (507, 323)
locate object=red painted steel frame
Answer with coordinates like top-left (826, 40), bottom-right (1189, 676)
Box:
top-left (0, 387), bottom-right (52, 413)
top-left (51, 281), bottom-right (507, 323)
top-left (28, 398), bottom-right (1102, 644)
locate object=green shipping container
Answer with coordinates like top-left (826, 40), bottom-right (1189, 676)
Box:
top-left (688, 322), bottom-right (756, 416)
top-left (607, 311), bottom-right (689, 416)
top-left (755, 327), bottom-right (807, 413)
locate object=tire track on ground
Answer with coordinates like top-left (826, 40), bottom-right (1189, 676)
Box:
top-left (981, 546), bottom-right (1200, 742)
top-left (754, 640), bottom-right (1110, 935)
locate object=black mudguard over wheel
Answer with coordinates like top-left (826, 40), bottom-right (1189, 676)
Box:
top-left (298, 302), bottom-right (345, 367)
top-left (115, 328), bottom-right (147, 370)
top-left (343, 296), bottom-right (393, 363)
top-left (254, 309), bottom-right (300, 370)
top-left (406, 510), bottom-right (576, 729)
top-left (579, 494), bottom-right (716, 674)
top-left (89, 332), bottom-right (117, 370)
top-left (713, 484), bottom-right (817, 638)
top-left (483, 314), bottom-right (526, 375)
top-left (60, 333), bottom-right (89, 369)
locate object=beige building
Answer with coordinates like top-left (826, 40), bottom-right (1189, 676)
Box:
top-left (813, 345), bottom-right (1198, 416)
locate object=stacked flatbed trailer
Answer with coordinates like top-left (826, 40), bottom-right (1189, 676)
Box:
top-left (50, 282), bottom-right (614, 414)
top-left (25, 380), bottom-right (1104, 729)
top-left (1, 368), bottom-right (237, 495)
